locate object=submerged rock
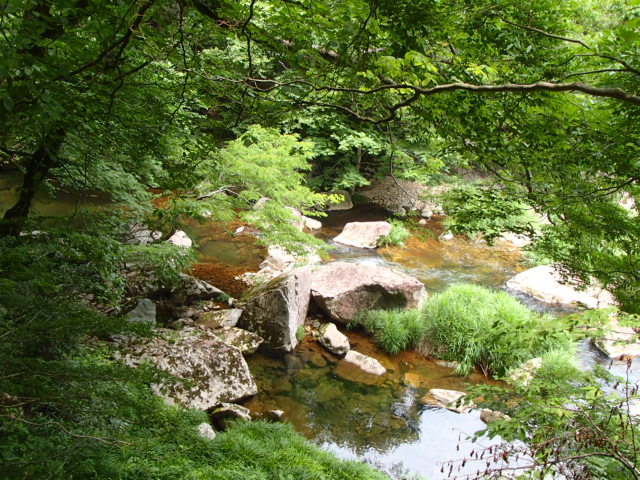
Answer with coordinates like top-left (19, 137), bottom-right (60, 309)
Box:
top-left (125, 298), bottom-right (156, 327)
top-left (341, 350), bottom-right (386, 376)
top-left (117, 327), bottom-right (257, 410)
top-left (311, 262), bottom-right (426, 323)
top-left (318, 323), bottom-right (350, 357)
top-left (239, 267), bottom-right (312, 353)
top-left (333, 221), bottom-right (392, 249)
top-left (505, 265), bottom-right (615, 309)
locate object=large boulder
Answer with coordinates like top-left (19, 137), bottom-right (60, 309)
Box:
top-left (240, 245), bottom-right (321, 286)
top-left (197, 309), bottom-right (243, 329)
top-left (333, 221), bottom-right (392, 249)
top-left (213, 327), bottom-right (263, 354)
top-left (239, 266), bottom-right (312, 353)
top-left (116, 327), bottom-right (257, 410)
top-left (506, 266), bottom-right (615, 309)
top-left (311, 262), bottom-right (427, 323)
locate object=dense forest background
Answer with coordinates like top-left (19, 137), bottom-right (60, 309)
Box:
top-left (1, 0), bottom-right (639, 478)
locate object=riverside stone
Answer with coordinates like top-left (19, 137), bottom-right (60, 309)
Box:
top-left (318, 323), bottom-right (350, 356)
top-left (197, 309), bottom-right (243, 329)
top-left (167, 230), bottom-right (193, 248)
top-left (342, 350), bottom-right (386, 376)
top-left (117, 327), bottom-right (257, 410)
top-left (213, 327), bottom-right (263, 354)
top-left (239, 266), bottom-right (312, 353)
top-left (311, 262), bottom-right (426, 323)
top-left (210, 403), bottom-right (252, 430)
top-left (421, 388), bottom-right (472, 413)
top-left (125, 298), bottom-right (156, 327)
top-left (333, 221), bottom-right (392, 249)
top-left (505, 265), bottom-right (615, 309)
top-left (593, 319), bottom-right (640, 360)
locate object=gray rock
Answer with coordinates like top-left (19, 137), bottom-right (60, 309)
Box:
top-left (323, 190), bottom-right (353, 211)
top-left (213, 327), bottom-right (263, 354)
top-left (239, 267), bottom-right (312, 353)
top-left (169, 274), bottom-right (226, 305)
top-left (303, 216), bottom-right (323, 230)
top-left (167, 230), bottom-right (193, 248)
top-left (506, 266), bottom-right (615, 309)
top-left (341, 350), bottom-right (386, 376)
top-left (210, 402), bottom-right (252, 430)
top-left (197, 422), bottom-right (216, 440)
top-left (118, 327), bottom-right (257, 410)
top-left (592, 319), bottom-right (640, 361)
top-left (311, 262), bottom-right (427, 323)
top-left (125, 224), bottom-right (162, 245)
top-left (197, 309), bottom-right (243, 329)
top-left (333, 221), bottom-right (392, 249)
top-left (125, 298), bottom-right (156, 327)
top-left (318, 323), bottom-right (350, 356)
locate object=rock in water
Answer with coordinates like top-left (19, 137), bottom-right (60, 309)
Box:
top-left (239, 266), bottom-right (312, 353)
top-left (333, 221), bottom-right (392, 248)
top-left (311, 262), bottom-right (426, 323)
top-left (506, 265), bottom-right (615, 309)
top-left (318, 323), bottom-right (350, 356)
top-left (334, 350), bottom-right (386, 384)
top-left (117, 327), bottom-right (257, 410)
top-left (420, 388), bottom-right (472, 413)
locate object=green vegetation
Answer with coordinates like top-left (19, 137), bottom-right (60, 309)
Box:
top-left (1, 0), bottom-right (640, 478)
top-left (360, 309), bottom-right (425, 355)
top-left (378, 218), bottom-right (411, 247)
top-left (421, 284), bottom-right (573, 376)
top-left (360, 284), bottom-right (573, 378)
top-left (442, 185), bottom-right (538, 244)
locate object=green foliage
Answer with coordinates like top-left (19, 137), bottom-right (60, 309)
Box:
top-left (296, 326), bottom-right (306, 342)
top-left (125, 242), bottom-right (197, 289)
top-left (442, 185), bottom-right (537, 244)
top-left (421, 284), bottom-right (573, 377)
top-left (360, 309), bottom-right (425, 355)
top-left (468, 364), bottom-right (640, 480)
top-left (379, 218), bottom-right (411, 247)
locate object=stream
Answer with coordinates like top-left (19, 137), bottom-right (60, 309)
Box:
top-left (2, 179), bottom-right (635, 479)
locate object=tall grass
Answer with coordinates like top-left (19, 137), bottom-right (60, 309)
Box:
top-left (379, 218), bottom-right (411, 247)
top-left (360, 309), bottom-right (425, 354)
top-left (421, 284), bottom-right (573, 377)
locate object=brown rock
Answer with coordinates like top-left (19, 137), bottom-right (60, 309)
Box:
top-left (311, 262), bottom-right (426, 323)
top-left (333, 221), bottom-right (392, 249)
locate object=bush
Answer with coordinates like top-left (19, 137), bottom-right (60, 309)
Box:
top-left (421, 284), bottom-right (573, 377)
top-left (379, 218), bottom-right (411, 247)
top-left (360, 309), bottom-right (425, 354)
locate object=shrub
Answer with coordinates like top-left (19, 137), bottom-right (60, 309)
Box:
top-left (421, 284), bottom-right (573, 377)
top-left (379, 218), bottom-right (411, 247)
top-left (361, 309), bottom-right (425, 354)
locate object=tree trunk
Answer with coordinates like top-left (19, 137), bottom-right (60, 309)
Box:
top-left (0, 135), bottom-right (63, 237)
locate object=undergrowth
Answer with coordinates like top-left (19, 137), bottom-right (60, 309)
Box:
top-left (379, 218), bottom-right (411, 247)
top-left (360, 309), bottom-right (425, 354)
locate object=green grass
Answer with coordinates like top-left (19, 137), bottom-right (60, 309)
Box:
top-left (361, 309), bottom-right (425, 354)
top-left (421, 284), bottom-right (573, 377)
top-left (379, 218), bottom-right (411, 247)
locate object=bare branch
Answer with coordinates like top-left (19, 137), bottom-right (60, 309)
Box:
top-left (496, 15), bottom-right (592, 50)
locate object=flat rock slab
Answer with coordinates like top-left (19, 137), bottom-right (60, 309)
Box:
top-left (213, 327), bottom-right (263, 354)
top-left (593, 320), bottom-right (640, 361)
top-left (334, 350), bottom-right (386, 385)
top-left (333, 221), bottom-right (392, 249)
top-left (311, 262), bottom-right (427, 323)
top-left (197, 309), bottom-right (243, 329)
top-left (117, 327), bottom-right (257, 410)
top-left (506, 265), bottom-right (615, 309)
